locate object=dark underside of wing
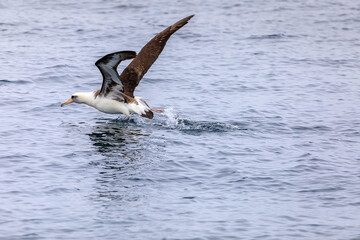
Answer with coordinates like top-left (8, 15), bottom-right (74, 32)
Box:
top-left (95, 51), bottom-right (136, 100)
top-left (119, 15), bottom-right (194, 98)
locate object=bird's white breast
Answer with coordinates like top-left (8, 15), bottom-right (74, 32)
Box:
top-left (93, 97), bottom-right (129, 115)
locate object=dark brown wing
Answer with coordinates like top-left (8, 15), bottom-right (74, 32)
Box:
top-left (119, 15), bottom-right (194, 98)
top-left (95, 51), bottom-right (136, 100)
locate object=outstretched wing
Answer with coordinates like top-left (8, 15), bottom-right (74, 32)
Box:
top-left (119, 15), bottom-right (194, 98)
top-left (95, 51), bottom-right (136, 100)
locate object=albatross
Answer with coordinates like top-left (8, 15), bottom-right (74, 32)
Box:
top-left (61, 15), bottom-right (194, 119)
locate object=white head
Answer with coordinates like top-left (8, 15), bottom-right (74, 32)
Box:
top-left (61, 92), bottom-right (94, 107)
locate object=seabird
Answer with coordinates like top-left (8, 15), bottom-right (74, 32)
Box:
top-left (61, 15), bottom-right (194, 119)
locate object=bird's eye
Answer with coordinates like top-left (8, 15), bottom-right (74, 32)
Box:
top-left (71, 96), bottom-right (75, 99)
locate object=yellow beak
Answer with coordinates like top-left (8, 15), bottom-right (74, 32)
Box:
top-left (61, 98), bottom-right (72, 107)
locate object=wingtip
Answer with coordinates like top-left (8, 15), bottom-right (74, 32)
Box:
top-left (122, 51), bottom-right (137, 60)
top-left (180, 14), bottom-right (195, 23)
top-left (95, 51), bottom-right (137, 66)
top-left (169, 14), bottom-right (195, 33)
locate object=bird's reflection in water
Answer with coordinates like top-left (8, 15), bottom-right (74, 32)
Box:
top-left (88, 118), bottom-right (148, 157)
top-left (88, 118), bottom-right (159, 204)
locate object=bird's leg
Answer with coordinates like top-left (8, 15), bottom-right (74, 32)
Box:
top-left (138, 97), bottom-right (164, 113)
top-left (149, 106), bottom-right (164, 113)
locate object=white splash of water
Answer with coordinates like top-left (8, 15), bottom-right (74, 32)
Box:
top-left (162, 107), bottom-right (179, 128)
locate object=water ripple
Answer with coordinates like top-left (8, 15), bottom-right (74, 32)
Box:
top-left (1, 0), bottom-right (360, 239)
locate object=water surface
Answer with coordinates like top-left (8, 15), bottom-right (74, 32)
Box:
top-left (1, 0), bottom-right (360, 239)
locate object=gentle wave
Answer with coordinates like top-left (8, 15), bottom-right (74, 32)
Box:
top-left (0, 79), bottom-right (32, 85)
top-left (246, 34), bottom-right (298, 40)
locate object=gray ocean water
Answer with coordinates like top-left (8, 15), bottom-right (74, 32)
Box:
top-left (1, 0), bottom-right (360, 239)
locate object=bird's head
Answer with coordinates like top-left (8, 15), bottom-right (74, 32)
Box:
top-left (61, 92), bottom-right (93, 107)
